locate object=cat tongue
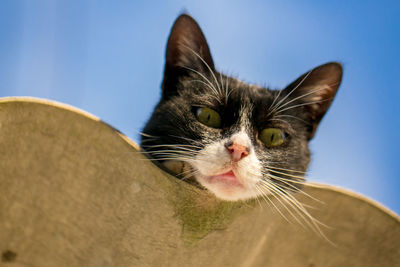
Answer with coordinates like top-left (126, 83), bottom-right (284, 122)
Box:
top-left (220, 171), bottom-right (235, 178)
top-left (209, 171), bottom-right (243, 186)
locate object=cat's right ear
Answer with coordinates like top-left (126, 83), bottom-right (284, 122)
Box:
top-left (162, 14), bottom-right (215, 98)
top-left (282, 62), bottom-right (343, 139)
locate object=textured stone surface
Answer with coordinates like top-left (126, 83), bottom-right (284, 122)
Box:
top-left (0, 97), bottom-right (399, 267)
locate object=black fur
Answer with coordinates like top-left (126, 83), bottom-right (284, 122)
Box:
top-left (141, 14), bottom-right (342, 193)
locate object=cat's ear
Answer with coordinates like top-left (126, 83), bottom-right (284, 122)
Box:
top-left (283, 62), bottom-right (343, 139)
top-left (162, 14), bottom-right (215, 97)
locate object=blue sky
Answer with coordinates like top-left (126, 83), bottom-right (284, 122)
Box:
top-left (1, 0), bottom-right (399, 214)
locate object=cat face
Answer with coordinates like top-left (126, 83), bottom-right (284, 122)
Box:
top-left (141, 14), bottom-right (342, 201)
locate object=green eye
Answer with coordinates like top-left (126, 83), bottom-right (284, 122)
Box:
top-left (260, 128), bottom-right (286, 147)
top-left (196, 107), bottom-right (221, 128)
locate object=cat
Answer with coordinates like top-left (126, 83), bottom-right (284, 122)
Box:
top-left (141, 14), bottom-right (342, 203)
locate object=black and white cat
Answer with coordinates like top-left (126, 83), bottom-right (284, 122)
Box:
top-left (141, 14), bottom-right (342, 202)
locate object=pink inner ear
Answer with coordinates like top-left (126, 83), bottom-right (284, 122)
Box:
top-left (306, 84), bottom-right (333, 102)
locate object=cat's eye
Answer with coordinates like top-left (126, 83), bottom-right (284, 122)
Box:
top-left (259, 128), bottom-right (286, 147)
top-left (195, 107), bottom-right (221, 128)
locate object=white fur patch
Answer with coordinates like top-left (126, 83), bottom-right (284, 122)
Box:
top-left (191, 130), bottom-right (266, 201)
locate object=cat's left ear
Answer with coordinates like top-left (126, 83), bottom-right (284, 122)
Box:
top-left (283, 62), bottom-right (343, 139)
top-left (162, 14), bottom-right (215, 98)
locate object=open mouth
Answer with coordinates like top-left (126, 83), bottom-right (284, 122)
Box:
top-left (207, 170), bottom-right (244, 187)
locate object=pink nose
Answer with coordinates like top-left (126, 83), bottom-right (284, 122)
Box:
top-left (226, 142), bottom-right (250, 161)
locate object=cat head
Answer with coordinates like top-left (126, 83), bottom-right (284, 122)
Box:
top-left (142, 14), bottom-right (342, 201)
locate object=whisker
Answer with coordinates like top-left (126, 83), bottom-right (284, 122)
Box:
top-left (274, 86), bottom-right (331, 113)
top-left (259, 182), bottom-right (305, 227)
top-left (138, 157), bottom-right (191, 162)
top-left (141, 149), bottom-right (198, 155)
top-left (274, 183), bottom-right (330, 230)
top-left (279, 189), bottom-right (333, 243)
top-left (268, 118), bottom-right (292, 124)
top-left (181, 44), bottom-right (223, 96)
top-left (274, 114), bottom-right (309, 124)
top-left (142, 145), bottom-right (201, 153)
top-left (255, 184), bottom-right (290, 223)
top-left (141, 152), bottom-right (195, 158)
top-left (263, 174), bottom-right (309, 187)
top-left (178, 167), bottom-right (197, 176)
top-left (225, 75), bottom-right (236, 100)
top-left (168, 135), bottom-right (204, 146)
top-left (266, 165), bottom-right (307, 174)
top-left (267, 183), bottom-right (315, 229)
top-left (179, 168), bottom-right (200, 182)
top-left (188, 79), bottom-right (225, 104)
top-left (219, 71), bottom-right (225, 96)
top-left (266, 173), bottom-right (323, 204)
top-left (140, 138), bottom-right (159, 143)
top-left (274, 98), bottom-right (332, 115)
top-left (260, 181), bottom-right (327, 236)
top-left (188, 79), bottom-right (222, 100)
top-left (142, 143), bottom-right (202, 149)
top-left (252, 186), bottom-right (265, 209)
top-left (268, 90), bottom-right (282, 114)
top-left (136, 131), bottom-right (159, 138)
top-left (254, 185), bottom-right (273, 211)
top-left (242, 168), bottom-right (306, 183)
top-left (182, 66), bottom-right (221, 101)
top-left (223, 74), bottom-right (229, 104)
top-left (268, 70), bottom-right (312, 116)
top-left (219, 71), bottom-right (230, 104)
top-left (264, 168), bottom-right (307, 180)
